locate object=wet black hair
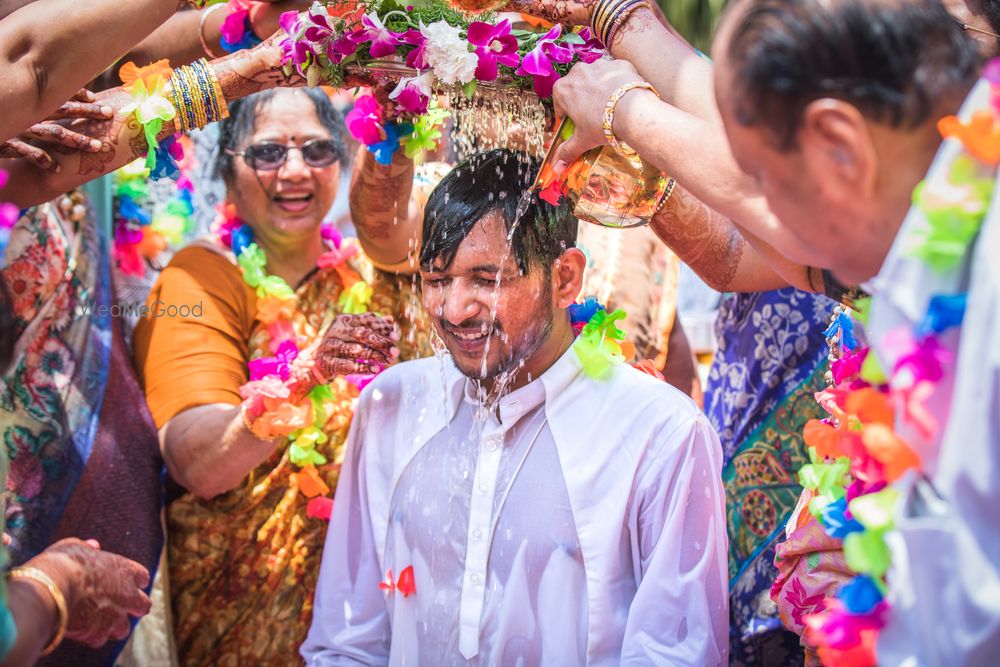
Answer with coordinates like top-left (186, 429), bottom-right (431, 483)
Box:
top-left (419, 149), bottom-right (578, 274)
top-left (214, 88), bottom-right (348, 182)
top-left (725, 0), bottom-right (980, 149)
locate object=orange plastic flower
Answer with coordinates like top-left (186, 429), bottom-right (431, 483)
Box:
top-left (256, 295), bottom-right (297, 325)
top-left (939, 110), bottom-right (1000, 164)
top-left (138, 229), bottom-right (167, 258)
top-left (803, 419), bottom-right (841, 459)
top-left (860, 423), bottom-right (921, 482)
top-left (295, 464), bottom-right (331, 498)
top-left (844, 388), bottom-right (894, 427)
top-left (254, 400), bottom-right (312, 437)
top-left (119, 59), bottom-right (173, 93)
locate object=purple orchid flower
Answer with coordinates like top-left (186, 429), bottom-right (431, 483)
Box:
top-left (389, 71), bottom-right (433, 115)
top-left (515, 25), bottom-right (573, 98)
top-left (467, 19), bottom-right (520, 81)
top-left (354, 12), bottom-right (401, 58)
top-left (570, 27), bottom-right (606, 64)
top-left (400, 29), bottom-right (428, 70)
top-left (279, 12), bottom-right (318, 76)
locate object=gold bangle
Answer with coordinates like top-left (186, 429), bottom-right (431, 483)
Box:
top-left (199, 4), bottom-right (226, 59)
top-left (9, 567), bottom-right (67, 656)
top-left (603, 81), bottom-right (658, 167)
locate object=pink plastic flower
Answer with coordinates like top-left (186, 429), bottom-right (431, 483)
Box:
top-left (345, 95), bottom-right (385, 145)
top-left (307, 496), bottom-right (334, 520)
top-left (248, 339), bottom-right (299, 381)
top-left (388, 71), bottom-right (433, 115)
top-left (515, 25), bottom-right (573, 97)
top-left (220, 0), bottom-right (253, 45)
top-left (831, 347), bottom-right (868, 385)
top-left (355, 13), bottom-right (401, 58)
top-left (239, 376), bottom-right (291, 420)
top-left (467, 19), bottom-right (520, 81)
top-left (0, 202), bottom-right (18, 229)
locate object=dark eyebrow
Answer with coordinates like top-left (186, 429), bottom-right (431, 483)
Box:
top-left (469, 265), bottom-right (503, 274)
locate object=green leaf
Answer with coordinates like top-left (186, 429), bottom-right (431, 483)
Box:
top-left (560, 32), bottom-right (585, 44)
top-left (462, 80), bottom-right (478, 99)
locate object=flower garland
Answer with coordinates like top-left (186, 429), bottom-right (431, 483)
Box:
top-left (112, 136), bottom-right (196, 276)
top-left (279, 0), bottom-right (605, 162)
top-left (120, 60), bottom-right (177, 172)
top-left (222, 206), bottom-right (378, 520)
top-left (0, 168), bottom-right (20, 266)
top-left (569, 296), bottom-right (638, 378)
top-left (796, 65), bottom-right (1000, 667)
top-left (219, 0), bottom-right (263, 53)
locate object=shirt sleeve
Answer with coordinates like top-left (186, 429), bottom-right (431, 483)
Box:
top-left (301, 392), bottom-right (391, 666)
top-left (620, 413), bottom-right (729, 666)
top-left (131, 247), bottom-right (255, 428)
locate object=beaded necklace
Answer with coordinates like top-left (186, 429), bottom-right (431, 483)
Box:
top-left (799, 68), bottom-right (998, 667)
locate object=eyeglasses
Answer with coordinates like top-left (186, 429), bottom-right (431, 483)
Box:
top-left (227, 139), bottom-right (340, 171)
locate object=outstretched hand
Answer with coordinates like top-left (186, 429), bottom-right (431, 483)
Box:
top-left (310, 313), bottom-right (400, 380)
top-left (0, 89), bottom-right (113, 172)
top-left (28, 538), bottom-right (151, 648)
top-left (551, 58), bottom-right (651, 172)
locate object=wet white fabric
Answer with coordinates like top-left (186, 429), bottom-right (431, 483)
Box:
top-left (868, 79), bottom-right (1000, 667)
top-left (302, 344), bottom-right (729, 666)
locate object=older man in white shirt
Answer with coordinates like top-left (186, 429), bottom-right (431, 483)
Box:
top-left (301, 149), bottom-right (729, 666)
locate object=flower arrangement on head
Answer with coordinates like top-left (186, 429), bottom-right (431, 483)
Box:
top-left (279, 0), bottom-right (605, 163)
top-left (112, 136), bottom-right (197, 277)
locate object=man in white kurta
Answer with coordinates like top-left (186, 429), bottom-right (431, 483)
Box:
top-left (301, 149), bottom-right (729, 665)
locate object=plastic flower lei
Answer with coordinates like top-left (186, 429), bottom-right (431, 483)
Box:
top-left (120, 60), bottom-right (176, 171)
top-left (796, 63), bottom-right (1000, 667)
top-left (112, 136), bottom-right (196, 276)
top-left (221, 207), bottom-right (379, 520)
top-left (569, 296), bottom-right (638, 378)
top-left (279, 0), bottom-right (606, 163)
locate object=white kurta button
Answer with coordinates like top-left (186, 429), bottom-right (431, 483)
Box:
top-left (470, 573), bottom-right (481, 584)
top-left (478, 483), bottom-right (488, 494)
top-left (473, 528), bottom-right (483, 539)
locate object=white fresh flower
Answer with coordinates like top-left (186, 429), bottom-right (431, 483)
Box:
top-left (420, 20), bottom-right (478, 85)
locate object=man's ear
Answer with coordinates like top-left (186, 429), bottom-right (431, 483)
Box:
top-left (553, 247), bottom-right (586, 308)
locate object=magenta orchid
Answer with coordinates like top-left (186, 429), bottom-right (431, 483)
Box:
top-left (569, 27), bottom-right (606, 64)
top-left (401, 29), bottom-right (428, 69)
top-left (467, 19), bottom-right (520, 81)
top-left (515, 25), bottom-right (574, 98)
top-left (279, 11), bottom-right (318, 76)
top-left (345, 95), bottom-right (385, 145)
top-left (389, 71), bottom-right (433, 114)
top-left (355, 12), bottom-right (401, 58)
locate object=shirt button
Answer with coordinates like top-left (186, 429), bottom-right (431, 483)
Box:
top-left (478, 483), bottom-right (488, 494)
top-left (472, 528), bottom-right (483, 540)
top-left (470, 573), bottom-right (481, 584)
top-left (487, 442), bottom-right (498, 452)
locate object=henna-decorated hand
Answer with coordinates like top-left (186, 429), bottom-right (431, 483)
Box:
top-left (0, 89), bottom-right (112, 172)
top-left (551, 58), bottom-right (654, 171)
top-left (313, 313), bottom-right (400, 380)
top-left (27, 538), bottom-right (151, 649)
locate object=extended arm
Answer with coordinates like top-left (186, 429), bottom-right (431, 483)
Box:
top-left (348, 149), bottom-right (421, 272)
top-left (2, 37), bottom-right (300, 208)
top-left (0, 0), bottom-right (180, 141)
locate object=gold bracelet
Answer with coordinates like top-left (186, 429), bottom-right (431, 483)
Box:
top-left (198, 3), bottom-right (226, 59)
top-left (606, 1), bottom-right (652, 47)
top-left (603, 81), bottom-right (658, 168)
top-left (9, 567), bottom-right (68, 656)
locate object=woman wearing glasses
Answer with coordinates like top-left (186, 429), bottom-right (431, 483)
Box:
top-left (131, 88), bottom-right (430, 666)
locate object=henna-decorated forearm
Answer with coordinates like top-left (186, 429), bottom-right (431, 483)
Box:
top-left (650, 184), bottom-right (745, 292)
top-left (348, 148), bottom-right (422, 270)
top-left (3, 37), bottom-right (304, 209)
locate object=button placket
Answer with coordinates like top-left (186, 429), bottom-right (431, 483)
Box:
top-left (457, 423), bottom-right (505, 659)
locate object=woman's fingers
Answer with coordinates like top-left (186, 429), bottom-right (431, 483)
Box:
top-left (48, 100), bottom-right (114, 121)
top-left (317, 356), bottom-right (383, 377)
top-left (25, 122), bottom-right (103, 152)
top-left (0, 138), bottom-right (57, 171)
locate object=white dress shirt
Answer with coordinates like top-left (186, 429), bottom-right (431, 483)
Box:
top-left (302, 343), bottom-right (729, 666)
top-left (867, 80), bottom-right (1000, 666)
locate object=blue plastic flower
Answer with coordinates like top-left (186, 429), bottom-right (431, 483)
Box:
top-left (232, 224), bottom-right (255, 255)
top-left (367, 122), bottom-right (414, 166)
